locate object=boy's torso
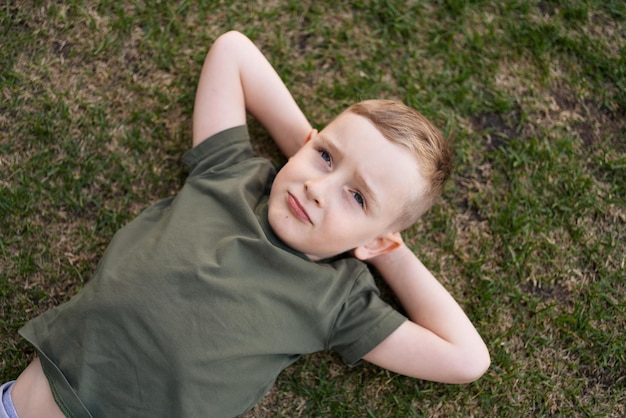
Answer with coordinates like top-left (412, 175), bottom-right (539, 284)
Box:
top-left (19, 127), bottom-right (403, 417)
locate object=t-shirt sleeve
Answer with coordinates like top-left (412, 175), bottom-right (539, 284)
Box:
top-left (327, 268), bottom-right (407, 366)
top-left (182, 125), bottom-right (252, 177)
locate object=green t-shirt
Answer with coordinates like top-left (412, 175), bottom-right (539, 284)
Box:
top-left (19, 126), bottom-right (406, 417)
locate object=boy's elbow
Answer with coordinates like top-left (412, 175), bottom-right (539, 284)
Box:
top-left (453, 346), bottom-right (491, 384)
top-left (213, 31), bottom-right (251, 51)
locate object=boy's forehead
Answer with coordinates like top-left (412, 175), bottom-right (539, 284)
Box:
top-left (323, 111), bottom-right (377, 135)
top-left (319, 113), bottom-right (418, 172)
top-left (319, 113), bottom-right (378, 150)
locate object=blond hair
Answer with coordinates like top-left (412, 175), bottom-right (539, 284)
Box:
top-left (346, 100), bottom-right (453, 230)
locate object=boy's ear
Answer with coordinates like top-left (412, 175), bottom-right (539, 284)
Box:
top-left (304, 129), bottom-right (318, 144)
top-left (353, 232), bottom-right (403, 261)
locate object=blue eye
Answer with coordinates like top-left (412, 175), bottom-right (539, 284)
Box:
top-left (353, 191), bottom-right (365, 207)
top-left (319, 149), bottom-right (331, 164)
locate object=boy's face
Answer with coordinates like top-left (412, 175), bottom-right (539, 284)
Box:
top-left (268, 112), bottom-right (423, 260)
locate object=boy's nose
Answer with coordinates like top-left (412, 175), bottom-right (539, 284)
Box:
top-left (304, 177), bottom-right (326, 207)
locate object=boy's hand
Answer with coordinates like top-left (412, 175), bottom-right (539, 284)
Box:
top-left (362, 239), bottom-right (490, 384)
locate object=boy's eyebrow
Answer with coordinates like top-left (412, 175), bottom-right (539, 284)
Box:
top-left (318, 133), bottom-right (343, 159)
top-left (318, 134), bottom-right (380, 210)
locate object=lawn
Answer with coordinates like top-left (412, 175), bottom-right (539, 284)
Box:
top-left (1, 0), bottom-right (624, 416)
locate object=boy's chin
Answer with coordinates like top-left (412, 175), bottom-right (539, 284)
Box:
top-left (267, 204), bottom-right (355, 261)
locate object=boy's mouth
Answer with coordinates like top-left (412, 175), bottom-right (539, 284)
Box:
top-left (287, 193), bottom-right (312, 224)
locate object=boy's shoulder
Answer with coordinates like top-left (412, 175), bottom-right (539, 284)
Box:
top-left (183, 125), bottom-right (252, 174)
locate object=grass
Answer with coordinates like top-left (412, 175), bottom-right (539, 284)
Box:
top-left (1, 0), bottom-right (624, 416)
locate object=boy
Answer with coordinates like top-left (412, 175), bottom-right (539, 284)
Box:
top-left (5, 31), bottom-right (489, 417)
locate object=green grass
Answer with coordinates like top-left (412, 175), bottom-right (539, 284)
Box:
top-left (2, 0), bottom-right (625, 416)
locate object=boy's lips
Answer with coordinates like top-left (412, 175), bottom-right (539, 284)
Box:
top-left (287, 193), bottom-right (312, 224)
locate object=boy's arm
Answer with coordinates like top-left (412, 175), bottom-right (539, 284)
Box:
top-left (362, 238), bottom-right (490, 384)
top-left (193, 31), bottom-right (312, 156)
